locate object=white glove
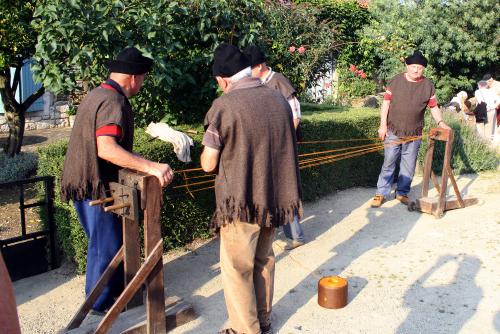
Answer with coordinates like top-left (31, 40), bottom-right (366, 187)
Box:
top-left (146, 122), bottom-right (194, 162)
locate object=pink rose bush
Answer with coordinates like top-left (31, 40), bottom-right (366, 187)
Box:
top-left (349, 65), bottom-right (367, 79)
top-left (289, 45), bottom-right (306, 54)
top-left (339, 63), bottom-right (377, 103)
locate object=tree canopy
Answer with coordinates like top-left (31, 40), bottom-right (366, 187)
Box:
top-left (32, 0), bottom-right (338, 125)
top-left (362, 0), bottom-right (499, 100)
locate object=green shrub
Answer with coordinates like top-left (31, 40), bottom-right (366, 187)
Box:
top-left (258, 2), bottom-right (339, 95)
top-left (300, 105), bottom-right (383, 200)
top-left (0, 151), bottom-right (38, 183)
top-left (336, 64), bottom-right (378, 105)
top-left (32, 0), bottom-right (342, 126)
top-left (37, 106), bottom-right (498, 271)
top-left (418, 113), bottom-right (499, 175)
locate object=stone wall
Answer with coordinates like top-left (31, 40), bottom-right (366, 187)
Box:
top-left (0, 93), bottom-right (72, 133)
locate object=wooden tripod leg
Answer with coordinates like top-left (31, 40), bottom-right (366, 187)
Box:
top-left (446, 165), bottom-right (465, 208)
top-left (422, 139), bottom-right (435, 198)
top-left (435, 130), bottom-right (454, 217)
top-left (65, 247), bottom-right (124, 331)
top-left (94, 240), bottom-right (164, 334)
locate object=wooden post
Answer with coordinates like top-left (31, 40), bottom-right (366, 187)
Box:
top-left (143, 175), bottom-right (167, 334)
top-left (435, 129), bottom-right (453, 217)
top-left (123, 217), bottom-right (142, 309)
top-left (421, 136), bottom-right (435, 198)
top-left (66, 170), bottom-right (173, 333)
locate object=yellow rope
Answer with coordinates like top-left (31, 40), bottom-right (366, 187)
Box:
top-left (299, 142), bottom-right (382, 158)
top-left (173, 136), bottom-right (422, 194)
top-left (173, 179), bottom-right (215, 189)
top-left (299, 137), bottom-right (381, 144)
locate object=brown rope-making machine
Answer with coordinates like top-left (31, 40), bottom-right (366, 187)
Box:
top-left (407, 128), bottom-right (478, 217)
top-left (65, 170), bottom-right (195, 334)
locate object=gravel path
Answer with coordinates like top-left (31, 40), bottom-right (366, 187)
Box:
top-left (14, 171), bottom-right (500, 334)
top-left (0, 127), bottom-right (72, 152)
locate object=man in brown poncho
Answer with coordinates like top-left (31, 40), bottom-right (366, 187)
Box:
top-left (60, 47), bottom-right (174, 313)
top-left (243, 44), bottom-right (305, 250)
top-left (201, 43), bottom-right (302, 334)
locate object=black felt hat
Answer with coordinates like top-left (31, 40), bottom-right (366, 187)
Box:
top-left (212, 43), bottom-right (251, 77)
top-left (405, 50), bottom-right (428, 67)
top-left (482, 73), bottom-right (493, 81)
top-left (243, 45), bottom-right (267, 67)
top-left (105, 47), bottom-right (153, 75)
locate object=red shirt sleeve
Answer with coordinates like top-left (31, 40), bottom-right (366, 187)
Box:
top-left (428, 95), bottom-right (438, 108)
top-left (96, 124), bottom-right (122, 137)
top-left (384, 89), bottom-right (392, 101)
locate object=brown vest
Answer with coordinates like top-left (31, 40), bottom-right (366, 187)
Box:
top-left (387, 73), bottom-right (436, 136)
top-left (204, 77), bottom-right (302, 229)
top-left (60, 86), bottom-right (134, 201)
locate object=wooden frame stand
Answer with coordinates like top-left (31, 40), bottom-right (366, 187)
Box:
top-left (408, 128), bottom-right (477, 218)
top-left (65, 169), bottom-right (195, 333)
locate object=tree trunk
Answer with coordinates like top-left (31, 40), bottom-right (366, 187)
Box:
top-left (1, 67), bottom-right (44, 157)
top-left (4, 107), bottom-right (26, 157)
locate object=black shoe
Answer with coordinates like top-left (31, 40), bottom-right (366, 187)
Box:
top-left (261, 324), bottom-right (273, 334)
top-left (89, 309), bottom-right (106, 316)
top-left (218, 329), bottom-right (238, 334)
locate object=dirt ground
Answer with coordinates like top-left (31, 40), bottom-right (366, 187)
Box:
top-left (0, 127), bottom-right (72, 152)
top-left (0, 184), bottom-right (41, 239)
top-left (0, 127), bottom-right (72, 241)
top-left (12, 170), bottom-right (500, 334)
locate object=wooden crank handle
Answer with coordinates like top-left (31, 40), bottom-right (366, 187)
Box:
top-left (89, 197), bottom-right (114, 206)
top-left (104, 202), bottom-right (130, 212)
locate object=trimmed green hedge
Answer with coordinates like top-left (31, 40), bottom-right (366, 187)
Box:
top-left (299, 104), bottom-right (383, 201)
top-left (37, 104), bottom-right (498, 271)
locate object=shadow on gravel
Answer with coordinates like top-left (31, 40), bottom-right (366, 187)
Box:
top-left (494, 311), bottom-right (500, 332)
top-left (271, 178), bottom-right (425, 331)
top-left (13, 262), bottom-right (76, 306)
top-left (396, 254), bottom-right (482, 334)
top-left (161, 186), bottom-right (375, 333)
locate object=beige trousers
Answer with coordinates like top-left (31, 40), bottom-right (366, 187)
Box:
top-left (220, 220), bottom-right (276, 334)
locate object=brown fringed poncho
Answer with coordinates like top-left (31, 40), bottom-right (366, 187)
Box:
top-left (60, 86), bottom-right (134, 202)
top-left (204, 77), bottom-right (303, 229)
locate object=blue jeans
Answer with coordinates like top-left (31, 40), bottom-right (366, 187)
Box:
top-left (282, 215), bottom-right (305, 243)
top-left (74, 199), bottom-right (124, 312)
top-left (376, 131), bottom-right (422, 197)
